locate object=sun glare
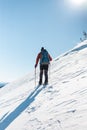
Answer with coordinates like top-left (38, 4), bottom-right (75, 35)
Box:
top-left (67, 0), bottom-right (87, 9)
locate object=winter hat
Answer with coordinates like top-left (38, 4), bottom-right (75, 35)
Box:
top-left (41, 47), bottom-right (44, 51)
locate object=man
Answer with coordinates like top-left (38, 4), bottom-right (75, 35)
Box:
top-left (35, 47), bottom-right (52, 85)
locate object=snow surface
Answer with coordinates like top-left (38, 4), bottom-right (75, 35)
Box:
top-left (0, 40), bottom-right (87, 130)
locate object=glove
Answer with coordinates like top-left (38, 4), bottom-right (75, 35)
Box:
top-left (35, 64), bottom-right (37, 68)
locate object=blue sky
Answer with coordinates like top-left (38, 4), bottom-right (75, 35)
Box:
top-left (0, 0), bottom-right (87, 82)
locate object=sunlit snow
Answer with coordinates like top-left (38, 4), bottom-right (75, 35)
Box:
top-left (0, 40), bottom-right (87, 130)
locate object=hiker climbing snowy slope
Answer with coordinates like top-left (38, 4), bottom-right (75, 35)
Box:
top-left (1, 40), bottom-right (87, 130)
top-left (35, 47), bottom-right (52, 85)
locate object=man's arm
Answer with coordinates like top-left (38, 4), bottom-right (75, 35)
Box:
top-left (49, 54), bottom-right (52, 61)
top-left (35, 53), bottom-right (41, 68)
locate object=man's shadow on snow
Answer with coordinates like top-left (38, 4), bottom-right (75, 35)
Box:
top-left (0, 85), bottom-right (47, 130)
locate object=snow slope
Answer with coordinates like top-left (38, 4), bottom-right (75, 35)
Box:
top-left (0, 40), bottom-right (87, 130)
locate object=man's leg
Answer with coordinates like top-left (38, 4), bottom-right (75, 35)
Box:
top-left (39, 65), bottom-right (43, 85)
top-left (44, 65), bottom-right (48, 84)
top-left (44, 70), bottom-right (48, 84)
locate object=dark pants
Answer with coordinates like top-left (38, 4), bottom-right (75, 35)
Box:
top-left (39, 64), bottom-right (48, 84)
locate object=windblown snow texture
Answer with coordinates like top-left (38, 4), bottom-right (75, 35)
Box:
top-left (0, 40), bottom-right (87, 130)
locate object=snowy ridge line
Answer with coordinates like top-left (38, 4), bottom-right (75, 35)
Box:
top-left (54, 40), bottom-right (87, 61)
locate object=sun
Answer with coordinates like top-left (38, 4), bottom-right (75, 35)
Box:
top-left (67, 0), bottom-right (87, 9)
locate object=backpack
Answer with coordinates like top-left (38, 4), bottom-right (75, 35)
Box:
top-left (40, 49), bottom-right (50, 64)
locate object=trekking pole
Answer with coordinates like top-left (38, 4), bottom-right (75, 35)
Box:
top-left (35, 68), bottom-right (36, 86)
top-left (49, 63), bottom-right (51, 83)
